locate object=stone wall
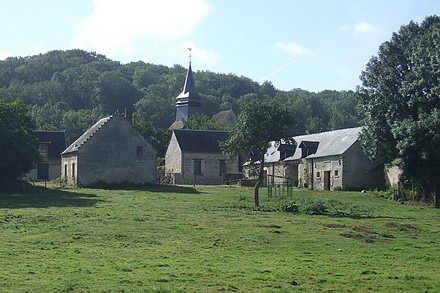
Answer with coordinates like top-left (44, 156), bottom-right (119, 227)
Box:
top-left (61, 153), bottom-right (77, 186)
top-left (298, 156), bottom-right (343, 190)
top-left (177, 152), bottom-right (240, 185)
top-left (164, 132), bottom-right (182, 175)
top-left (385, 165), bottom-right (402, 188)
top-left (165, 132), bottom-right (241, 185)
top-left (342, 142), bottom-right (384, 190)
top-left (62, 115), bottom-right (156, 187)
top-left (296, 142), bottom-right (384, 191)
top-left (27, 158), bottom-right (61, 182)
top-left (265, 162), bottom-right (298, 185)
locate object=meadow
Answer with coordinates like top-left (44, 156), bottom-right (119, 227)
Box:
top-left (0, 184), bottom-right (439, 292)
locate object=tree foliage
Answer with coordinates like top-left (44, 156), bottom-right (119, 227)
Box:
top-left (0, 49), bottom-right (362, 152)
top-left (182, 114), bottom-right (231, 131)
top-left (221, 100), bottom-right (296, 209)
top-left (358, 15), bottom-right (440, 206)
top-left (0, 99), bottom-right (39, 184)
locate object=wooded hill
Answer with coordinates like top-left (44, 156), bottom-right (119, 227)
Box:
top-left (0, 49), bottom-right (362, 155)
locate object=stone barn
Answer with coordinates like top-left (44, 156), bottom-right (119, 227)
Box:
top-left (61, 112), bottom-right (156, 187)
top-left (165, 129), bottom-right (242, 185)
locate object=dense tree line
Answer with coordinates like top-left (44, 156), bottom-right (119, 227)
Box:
top-left (358, 15), bottom-right (440, 206)
top-left (0, 99), bottom-right (39, 184)
top-left (0, 49), bottom-right (361, 155)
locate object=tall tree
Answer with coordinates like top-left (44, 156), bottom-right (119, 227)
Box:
top-left (182, 114), bottom-right (230, 131)
top-left (358, 15), bottom-right (440, 206)
top-left (221, 100), bottom-right (295, 209)
top-left (0, 99), bottom-right (39, 184)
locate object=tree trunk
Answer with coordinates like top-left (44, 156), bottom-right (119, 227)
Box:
top-left (435, 182), bottom-right (440, 208)
top-left (254, 155), bottom-right (265, 210)
top-left (254, 180), bottom-right (260, 210)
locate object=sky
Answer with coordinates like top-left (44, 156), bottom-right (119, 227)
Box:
top-left (0, 0), bottom-right (439, 92)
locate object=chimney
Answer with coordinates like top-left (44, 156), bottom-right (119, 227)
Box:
top-left (125, 107), bottom-right (133, 124)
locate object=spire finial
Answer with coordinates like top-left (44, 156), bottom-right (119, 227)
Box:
top-left (188, 47), bottom-right (192, 65)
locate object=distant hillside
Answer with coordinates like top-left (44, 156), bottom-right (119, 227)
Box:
top-left (0, 49), bottom-right (362, 150)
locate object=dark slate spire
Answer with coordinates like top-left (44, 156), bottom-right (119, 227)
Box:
top-left (180, 63), bottom-right (197, 97)
top-left (173, 49), bottom-right (202, 124)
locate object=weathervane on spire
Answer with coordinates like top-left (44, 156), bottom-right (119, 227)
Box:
top-left (188, 47), bottom-right (192, 64)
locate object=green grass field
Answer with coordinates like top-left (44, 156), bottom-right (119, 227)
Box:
top-left (0, 184), bottom-right (439, 292)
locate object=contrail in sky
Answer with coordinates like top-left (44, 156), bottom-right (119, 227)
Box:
top-left (259, 58), bottom-right (300, 83)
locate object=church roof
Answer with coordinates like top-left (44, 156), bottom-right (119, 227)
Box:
top-left (172, 129), bottom-right (228, 153)
top-left (176, 63), bottom-right (201, 101)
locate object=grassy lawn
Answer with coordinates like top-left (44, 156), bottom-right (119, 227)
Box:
top-left (0, 184), bottom-right (439, 292)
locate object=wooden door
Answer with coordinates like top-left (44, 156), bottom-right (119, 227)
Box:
top-left (324, 171), bottom-right (331, 190)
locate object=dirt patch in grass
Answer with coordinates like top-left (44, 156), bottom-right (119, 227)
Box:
top-left (340, 225), bottom-right (395, 243)
top-left (384, 222), bottom-right (420, 231)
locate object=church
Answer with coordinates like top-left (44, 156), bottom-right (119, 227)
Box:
top-left (165, 56), bottom-right (242, 185)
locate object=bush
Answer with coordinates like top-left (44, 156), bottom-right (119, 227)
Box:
top-left (304, 201), bottom-right (328, 215)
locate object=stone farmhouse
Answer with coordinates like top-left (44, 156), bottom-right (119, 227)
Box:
top-left (61, 111), bottom-right (156, 187)
top-left (265, 127), bottom-right (385, 191)
top-left (165, 129), bottom-right (242, 185)
top-left (26, 130), bottom-right (67, 182)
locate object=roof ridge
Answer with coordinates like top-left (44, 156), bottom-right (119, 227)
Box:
top-left (174, 129), bottom-right (228, 133)
top-left (61, 116), bottom-right (112, 154)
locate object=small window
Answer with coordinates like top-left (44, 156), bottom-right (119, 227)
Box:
top-left (137, 146), bottom-right (143, 158)
top-left (72, 163), bottom-right (75, 178)
top-left (219, 160), bottom-right (226, 176)
top-left (64, 164), bottom-right (68, 178)
top-left (316, 171), bottom-right (321, 178)
top-left (39, 143), bottom-right (49, 152)
top-left (335, 170), bottom-right (339, 177)
top-left (193, 159), bottom-right (202, 175)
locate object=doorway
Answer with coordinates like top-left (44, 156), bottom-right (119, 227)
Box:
top-left (324, 171), bottom-right (331, 190)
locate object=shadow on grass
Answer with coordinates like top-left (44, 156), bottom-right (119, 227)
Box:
top-left (85, 182), bottom-right (200, 194)
top-left (0, 185), bottom-right (103, 209)
top-left (147, 184), bottom-right (200, 194)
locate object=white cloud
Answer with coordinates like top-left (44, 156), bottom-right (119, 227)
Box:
top-left (72, 0), bottom-right (212, 55)
top-left (182, 41), bottom-right (220, 65)
top-left (354, 21), bottom-right (378, 34)
top-left (0, 52), bottom-right (11, 60)
top-left (275, 42), bottom-right (311, 57)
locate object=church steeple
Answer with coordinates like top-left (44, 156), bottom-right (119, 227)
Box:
top-left (173, 48), bottom-right (203, 124)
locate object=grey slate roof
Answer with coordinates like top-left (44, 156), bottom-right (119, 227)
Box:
top-left (33, 130), bottom-right (67, 157)
top-left (173, 129), bottom-right (228, 153)
top-left (61, 116), bottom-right (111, 155)
top-left (176, 63), bottom-right (201, 101)
top-left (285, 127), bottom-right (362, 161)
top-left (213, 109), bottom-right (237, 125)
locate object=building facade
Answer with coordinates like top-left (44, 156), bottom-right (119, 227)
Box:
top-left (26, 130), bottom-right (67, 182)
top-left (264, 127), bottom-right (385, 191)
top-left (61, 112), bottom-right (156, 187)
top-left (165, 129), bottom-right (241, 185)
